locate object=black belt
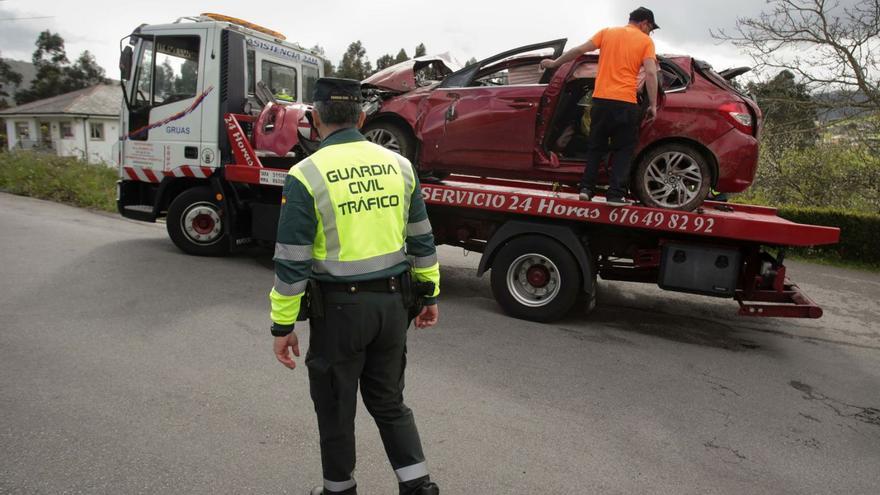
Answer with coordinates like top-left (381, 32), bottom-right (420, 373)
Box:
top-left (319, 275), bottom-right (402, 294)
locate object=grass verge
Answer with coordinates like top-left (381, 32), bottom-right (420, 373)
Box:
top-left (0, 151), bottom-right (117, 212)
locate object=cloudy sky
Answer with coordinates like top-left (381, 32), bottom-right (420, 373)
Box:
top-left (0, 0), bottom-right (776, 76)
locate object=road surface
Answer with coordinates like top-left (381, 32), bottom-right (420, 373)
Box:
top-left (1, 192), bottom-right (878, 494)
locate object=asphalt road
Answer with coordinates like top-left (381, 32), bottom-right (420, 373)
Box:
top-left (1, 192), bottom-right (878, 495)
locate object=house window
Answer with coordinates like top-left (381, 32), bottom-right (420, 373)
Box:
top-left (90, 122), bottom-right (105, 141)
top-left (15, 122), bottom-right (30, 140)
top-left (60, 122), bottom-right (74, 138)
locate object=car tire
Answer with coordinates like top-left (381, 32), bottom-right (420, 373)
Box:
top-left (490, 235), bottom-right (582, 322)
top-left (363, 121), bottom-right (416, 162)
top-left (166, 186), bottom-right (229, 256)
top-left (633, 143), bottom-right (712, 211)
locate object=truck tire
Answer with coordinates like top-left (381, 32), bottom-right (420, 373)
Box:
top-left (166, 186), bottom-right (229, 256)
top-left (490, 235), bottom-right (581, 322)
top-left (633, 143), bottom-right (712, 211)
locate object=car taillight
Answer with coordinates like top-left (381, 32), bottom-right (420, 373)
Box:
top-left (719, 102), bottom-right (753, 135)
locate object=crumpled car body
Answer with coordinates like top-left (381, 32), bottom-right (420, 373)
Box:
top-left (359, 39), bottom-right (763, 210)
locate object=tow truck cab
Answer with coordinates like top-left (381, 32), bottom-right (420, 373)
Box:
top-left (116, 13), bottom-right (324, 230)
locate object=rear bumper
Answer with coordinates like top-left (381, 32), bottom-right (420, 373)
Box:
top-left (708, 129), bottom-right (759, 192)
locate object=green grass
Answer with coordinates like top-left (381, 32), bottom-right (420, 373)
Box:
top-left (786, 253), bottom-right (880, 273)
top-left (0, 151), bottom-right (117, 212)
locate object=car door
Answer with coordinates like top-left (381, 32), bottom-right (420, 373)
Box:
top-left (123, 29), bottom-right (207, 176)
top-left (418, 40), bottom-right (566, 172)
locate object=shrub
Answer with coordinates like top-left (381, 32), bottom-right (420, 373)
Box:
top-left (0, 151), bottom-right (117, 211)
top-left (777, 207), bottom-right (880, 264)
top-left (736, 142), bottom-right (880, 213)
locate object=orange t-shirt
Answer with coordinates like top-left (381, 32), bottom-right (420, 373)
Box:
top-left (591, 25), bottom-right (656, 104)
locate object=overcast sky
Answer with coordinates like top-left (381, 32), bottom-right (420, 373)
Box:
top-left (1, 0), bottom-right (777, 77)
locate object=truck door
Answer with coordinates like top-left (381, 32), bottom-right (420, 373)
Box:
top-left (123, 30), bottom-right (208, 177)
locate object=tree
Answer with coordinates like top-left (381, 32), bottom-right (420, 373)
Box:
top-left (311, 45), bottom-right (335, 77)
top-left (336, 41), bottom-right (372, 80)
top-left (395, 49), bottom-right (409, 63)
top-left (64, 51), bottom-right (107, 92)
top-left (15, 31), bottom-right (108, 104)
top-left (414, 43), bottom-right (426, 57)
top-left (0, 52), bottom-right (23, 109)
top-left (465, 57), bottom-right (478, 67)
top-left (747, 70), bottom-right (818, 150)
top-left (375, 54), bottom-right (396, 71)
top-left (712, 0), bottom-right (879, 125)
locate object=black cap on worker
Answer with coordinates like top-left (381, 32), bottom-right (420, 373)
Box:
top-left (312, 77), bottom-right (362, 103)
top-left (630, 7), bottom-right (659, 30)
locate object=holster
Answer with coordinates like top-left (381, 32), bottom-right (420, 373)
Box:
top-left (296, 279), bottom-right (324, 321)
top-left (402, 272), bottom-right (435, 321)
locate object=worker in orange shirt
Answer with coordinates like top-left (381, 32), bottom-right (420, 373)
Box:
top-left (541, 7), bottom-right (659, 206)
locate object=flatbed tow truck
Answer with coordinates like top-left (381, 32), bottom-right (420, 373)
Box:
top-left (115, 15), bottom-right (840, 323)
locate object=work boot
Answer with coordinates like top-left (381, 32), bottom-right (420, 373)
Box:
top-left (578, 188), bottom-right (593, 201)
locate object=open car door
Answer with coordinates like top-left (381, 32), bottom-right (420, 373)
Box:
top-left (416, 39), bottom-right (566, 173)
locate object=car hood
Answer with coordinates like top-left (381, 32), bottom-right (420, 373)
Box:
top-left (362, 53), bottom-right (461, 92)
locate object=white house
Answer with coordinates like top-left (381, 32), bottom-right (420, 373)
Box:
top-left (0, 84), bottom-right (121, 165)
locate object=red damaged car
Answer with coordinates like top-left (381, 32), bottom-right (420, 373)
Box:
top-left (359, 39), bottom-right (762, 211)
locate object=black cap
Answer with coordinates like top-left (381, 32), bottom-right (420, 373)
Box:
top-left (629, 6), bottom-right (659, 30)
top-left (312, 77), bottom-right (362, 103)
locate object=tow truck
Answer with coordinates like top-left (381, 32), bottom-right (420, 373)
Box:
top-left (115, 15), bottom-right (840, 322)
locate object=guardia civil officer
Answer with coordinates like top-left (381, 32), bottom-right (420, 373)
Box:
top-left (269, 78), bottom-right (441, 495)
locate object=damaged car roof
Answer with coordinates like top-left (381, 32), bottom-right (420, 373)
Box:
top-left (362, 53), bottom-right (462, 92)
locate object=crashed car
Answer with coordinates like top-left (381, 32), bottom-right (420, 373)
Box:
top-left (359, 39), bottom-right (762, 211)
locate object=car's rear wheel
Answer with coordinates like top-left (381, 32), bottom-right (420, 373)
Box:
top-left (633, 143), bottom-right (712, 211)
top-left (363, 121), bottom-right (415, 162)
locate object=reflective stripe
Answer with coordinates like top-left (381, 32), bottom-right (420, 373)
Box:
top-left (397, 154), bottom-right (415, 221)
top-left (274, 242), bottom-right (313, 262)
top-left (406, 219), bottom-right (432, 237)
top-left (298, 158), bottom-right (341, 258)
top-left (313, 249), bottom-right (407, 276)
top-left (324, 478), bottom-right (356, 492)
top-left (395, 461), bottom-right (428, 482)
top-left (274, 276), bottom-right (307, 296)
top-left (411, 253), bottom-right (438, 268)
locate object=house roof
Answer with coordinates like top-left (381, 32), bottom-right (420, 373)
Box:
top-left (0, 83), bottom-right (121, 117)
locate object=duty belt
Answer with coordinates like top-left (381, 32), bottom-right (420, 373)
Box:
top-left (319, 275), bottom-right (402, 294)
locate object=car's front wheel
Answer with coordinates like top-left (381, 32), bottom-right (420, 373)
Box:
top-left (633, 143), bottom-right (712, 211)
top-left (363, 121), bottom-right (415, 162)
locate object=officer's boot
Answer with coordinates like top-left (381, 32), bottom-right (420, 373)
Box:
top-left (399, 479), bottom-right (439, 495)
top-left (417, 482), bottom-right (439, 495)
top-left (309, 487), bottom-right (357, 495)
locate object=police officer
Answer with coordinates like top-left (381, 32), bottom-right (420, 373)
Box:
top-left (269, 78), bottom-right (441, 495)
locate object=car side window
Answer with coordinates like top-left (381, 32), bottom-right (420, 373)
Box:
top-left (659, 62), bottom-right (689, 92)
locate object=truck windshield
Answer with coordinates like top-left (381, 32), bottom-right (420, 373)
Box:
top-left (153, 36), bottom-right (200, 105)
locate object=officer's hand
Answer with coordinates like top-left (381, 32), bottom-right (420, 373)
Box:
top-left (273, 332), bottom-right (300, 370)
top-left (645, 105), bottom-right (657, 121)
top-left (414, 304), bottom-right (439, 329)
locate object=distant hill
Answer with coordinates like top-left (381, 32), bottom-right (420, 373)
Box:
top-left (0, 59), bottom-right (37, 107)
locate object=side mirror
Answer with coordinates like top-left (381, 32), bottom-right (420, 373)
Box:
top-left (119, 46), bottom-right (133, 81)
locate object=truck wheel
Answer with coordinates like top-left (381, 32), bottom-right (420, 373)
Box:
top-left (166, 187), bottom-right (229, 256)
top-left (363, 121), bottom-right (416, 162)
top-left (490, 235), bottom-right (581, 322)
top-left (633, 143), bottom-right (712, 211)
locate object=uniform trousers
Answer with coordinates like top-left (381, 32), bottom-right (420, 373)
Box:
top-left (306, 287), bottom-right (430, 495)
